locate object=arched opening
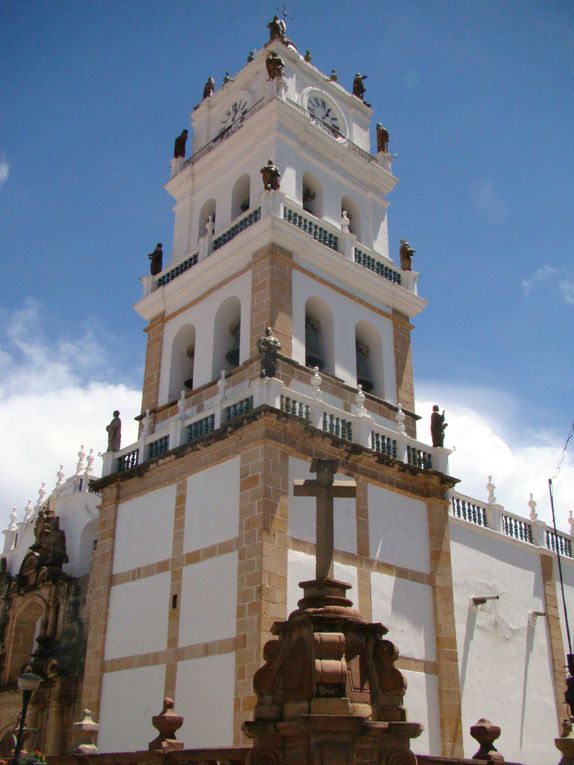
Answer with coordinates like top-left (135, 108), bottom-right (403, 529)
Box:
top-left (305, 297), bottom-right (334, 375)
top-left (6, 600), bottom-right (44, 680)
top-left (212, 297), bottom-right (242, 378)
top-left (198, 198), bottom-right (216, 243)
top-left (341, 196), bottom-right (361, 241)
top-left (355, 321), bottom-right (384, 398)
top-left (231, 174), bottom-right (251, 220)
top-left (168, 324), bottom-right (196, 400)
top-left (302, 172), bottom-right (323, 218)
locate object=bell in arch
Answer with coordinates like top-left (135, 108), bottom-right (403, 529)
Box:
top-left (356, 340), bottom-right (373, 392)
top-left (305, 316), bottom-right (324, 370)
top-left (225, 320), bottom-right (241, 367)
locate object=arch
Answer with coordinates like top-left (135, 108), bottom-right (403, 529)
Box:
top-left (78, 518), bottom-right (99, 573)
top-left (231, 174), bottom-right (251, 220)
top-left (212, 296), bottom-right (242, 378)
top-left (198, 198), bottom-right (216, 243)
top-left (341, 195), bottom-right (361, 242)
top-left (305, 297), bottom-right (334, 375)
top-left (168, 324), bottom-right (196, 400)
top-left (302, 172), bottom-right (323, 219)
top-left (6, 597), bottom-right (45, 680)
top-left (355, 321), bottom-right (384, 398)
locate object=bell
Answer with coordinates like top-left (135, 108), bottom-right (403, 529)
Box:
top-left (225, 321), bottom-right (240, 367)
top-left (356, 342), bottom-right (373, 392)
top-left (305, 316), bottom-right (324, 370)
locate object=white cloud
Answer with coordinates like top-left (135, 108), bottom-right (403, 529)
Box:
top-left (522, 265), bottom-right (558, 297)
top-left (0, 302), bottom-right (140, 521)
top-left (0, 154), bottom-right (9, 186)
top-left (521, 266), bottom-right (574, 305)
top-left (417, 384), bottom-right (574, 533)
top-left (471, 180), bottom-right (508, 224)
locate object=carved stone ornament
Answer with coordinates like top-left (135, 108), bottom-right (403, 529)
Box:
top-left (265, 51), bottom-right (285, 80)
top-left (148, 697), bottom-right (184, 752)
top-left (470, 718), bottom-right (504, 763)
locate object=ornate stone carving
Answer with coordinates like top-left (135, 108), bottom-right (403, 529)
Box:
top-left (470, 718), bottom-right (504, 762)
top-left (399, 239), bottom-right (415, 271)
top-left (257, 327), bottom-right (281, 378)
top-left (148, 697), bottom-right (184, 752)
top-left (265, 51), bottom-right (285, 80)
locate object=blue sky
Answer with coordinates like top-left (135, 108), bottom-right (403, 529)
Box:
top-left (0, 1), bottom-right (573, 527)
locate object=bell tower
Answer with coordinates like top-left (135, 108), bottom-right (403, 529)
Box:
top-left (90, 17), bottom-right (459, 759)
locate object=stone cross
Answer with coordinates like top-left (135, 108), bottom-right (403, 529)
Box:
top-left (293, 459), bottom-right (356, 580)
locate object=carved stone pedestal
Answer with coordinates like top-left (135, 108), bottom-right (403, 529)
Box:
top-left (243, 578), bottom-right (421, 765)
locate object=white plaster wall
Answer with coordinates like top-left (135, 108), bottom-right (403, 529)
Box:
top-left (158, 271), bottom-right (252, 401)
top-left (402, 669), bottom-right (441, 756)
top-left (554, 555), bottom-right (574, 670)
top-left (368, 485), bottom-right (430, 574)
top-left (179, 552), bottom-right (238, 645)
top-left (104, 572), bottom-right (171, 660)
top-left (450, 520), bottom-right (558, 764)
top-left (184, 458), bottom-right (239, 552)
top-left (113, 485), bottom-right (176, 574)
top-left (288, 457), bottom-right (356, 555)
top-left (98, 664), bottom-right (166, 752)
top-left (291, 270), bottom-right (396, 398)
top-left (371, 571), bottom-right (436, 661)
top-left (176, 653), bottom-right (235, 747)
top-left (287, 549), bottom-right (358, 615)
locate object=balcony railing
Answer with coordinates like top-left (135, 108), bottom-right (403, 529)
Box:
top-left (450, 490), bottom-right (573, 557)
top-left (103, 372), bottom-right (447, 480)
top-left (283, 207), bottom-right (339, 251)
top-left (355, 248), bottom-right (401, 285)
top-left (213, 208), bottom-right (261, 251)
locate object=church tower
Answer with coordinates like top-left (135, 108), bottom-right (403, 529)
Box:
top-left (89, 19), bottom-right (458, 758)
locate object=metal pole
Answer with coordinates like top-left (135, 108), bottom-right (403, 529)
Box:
top-left (12, 689), bottom-right (32, 765)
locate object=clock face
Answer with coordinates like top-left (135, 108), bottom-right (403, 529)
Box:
top-left (220, 98), bottom-right (250, 132)
top-left (306, 92), bottom-right (344, 136)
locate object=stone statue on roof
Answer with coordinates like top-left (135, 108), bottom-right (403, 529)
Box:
top-left (202, 76), bottom-right (215, 100)
top-left (148, 243), bottom-right (163, 276)
top-left (399, 239), bottom-right (415, 271)
top-left (260, 160), bottom-right (281, 191)
top-left (376, 123), bottom-right (389, 153)
top-left (267, 15), bottom-right (286, 43)
top-left (257, 327), bottom-right (281, 378)
top-left (106, 410), bottom-right (122, 452)
top-left (173, 129), bottom-right (188, 159)
top-left (265, 51), bottom-right (285, 80)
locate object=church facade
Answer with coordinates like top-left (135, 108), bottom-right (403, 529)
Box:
top-left (1, 20), bottom-right (572, 765)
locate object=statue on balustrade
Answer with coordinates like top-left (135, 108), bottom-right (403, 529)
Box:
top-left (353, 73), bottom-right (368, 101)
top-left (267, 15), bottom-right (286, 43)
top-left (431, 405), bottom-right (447, 448)
top-left (265, 50), bottom-right (285, 80)
top-left (106, 410), bottom-right (122, 452)
top-left (148, 242), bottom-right (163, 275)
top-left (260, 159), bottom-right (281, 191)
top-left (202, 76), bottom-right (215, 100)
top-left (399, 239), bottom-right (415, 270)
top-left (173, 129), bottom-right (188, 159)
top-left (376, 123), bottom-right (389, 153)
top-left (257, 327), bottom-right (281, 378)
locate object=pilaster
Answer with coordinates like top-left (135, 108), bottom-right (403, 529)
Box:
top-left (140, 312), bottom-right (167, 425)
top-left (426, 496), bottom-right (464, 758)
top-left (540, 551), bottom-right (568, 728)
top-left (392, 310), bottom-right (415, 433)
top-left (249, 244), bottom-right (293, 358)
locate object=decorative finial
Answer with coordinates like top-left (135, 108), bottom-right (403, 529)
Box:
top-left (143, 409), bottom-right (153, 436)
top-left (76, 445), bottom-right (86, 475)
top-left (396, 403), bottom-right (406, 434)
top-left (311, 366), bottom-right (322, 398)
top-left (304, 50), bottom-right (312, 62)
top-left (329, 69), bottom-right (338, 81)
top-left (35, 482), bottom-right (47, 510)
top-left (486, 476), bottom-right (496, 505)
top-left (223, 72), bottom-right (234, 85)
top-left (177, 393), bottom-right (187, 420)
top-left (247, 50), bottom-right (255, 62)
top-left (341, 210), bottom-right (350, 233)
top-left (528, 493), bottom-right (538, 521)
top-left (8, 508), bottom-right (18, 532)
top-left (218, 370), bottom-right (227, 400)
top-left (24, 499), bottom-right (34, 522)
top-left (56, 464), bottom-right (65, 490)
top-left (354, 385), bottom-right (366, 416)
top-left (86, 449), bottom-right (95, 474)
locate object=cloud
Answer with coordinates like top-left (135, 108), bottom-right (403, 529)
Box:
top-left (0, 301), bottom-right (140, 520)
top-left (471, 180), bottom-right (508, 224)
top-left (417, 384), bottom-right (574, 533)
top-left (522, 265), bottom-right (574, 305)
top-left (522, 265), bottom-right (558, 296)
top-left (0, 154), bottom-right (9, 186)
